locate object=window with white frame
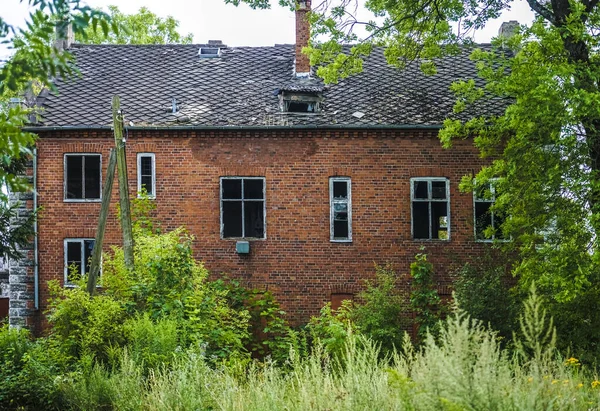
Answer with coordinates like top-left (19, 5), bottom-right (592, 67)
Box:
top-left (64, 238), bottom-right (95, 286)
top-left (137, 153), bottom-right (156, 198)
top-left (64, 154), bottom-right (101, 200)
top-left (220, 177), bottom-right (265, 239)
top-left (474, 180), bottom-right (505, 241)
top-left (330, 177), bottom-right (352, 241)
top-left (411, 178), bottom-right (450, 240)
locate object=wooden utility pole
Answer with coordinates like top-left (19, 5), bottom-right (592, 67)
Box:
top-left (87, 149), bottom-right (116, 294)
top-left (112, 95), bottom-right (135, 272)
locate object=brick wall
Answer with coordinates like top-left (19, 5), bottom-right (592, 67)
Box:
top-left (32, 128), bottom-right (490, 329)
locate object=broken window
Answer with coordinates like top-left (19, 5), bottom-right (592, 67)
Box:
top-left (64, 154), bottom-right (101, 200)
top-left (411, 178), bottom-right (450, 240)
top-left (137, 153), bottom-right (156, 198)
top-left (280, 91), bottom-right (322, 113)
top-left (64, 238), bottom-right (95, 286)
top-left (474, 180), bottom-right (505, 241)
top-left (221, 177), bottom-right (265, 239)
top-left (330, 177), bottom-right (352, 241)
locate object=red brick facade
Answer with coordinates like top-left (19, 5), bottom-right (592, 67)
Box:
top-left (33, 128), bottom-right (489, 329)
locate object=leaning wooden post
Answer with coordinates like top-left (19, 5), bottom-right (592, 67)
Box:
top-left (112, 95), bottom-right (135, 272)
top-left (87, 149), bottom-right (116, 295)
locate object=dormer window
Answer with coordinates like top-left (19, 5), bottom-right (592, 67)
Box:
top-left (280, 91), bottom-right (322, 113)
top-left (199, 47), bottom-right (221, 58)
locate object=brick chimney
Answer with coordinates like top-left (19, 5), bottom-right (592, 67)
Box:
top-left (498, 20), bottom-right (519, 39)
top-left (295, 0), bottom-right (311, 77)
top-left (54, 19), bottom-right (74, 51)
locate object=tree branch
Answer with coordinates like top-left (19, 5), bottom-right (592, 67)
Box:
top-left (525, 0), bottom-right (556, 24)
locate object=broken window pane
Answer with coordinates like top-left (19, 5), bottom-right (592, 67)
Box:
top-left (85, 156), bottom-right (101, 199)
top-left (223, 201), bottom-right (243, 237)
top-left (333, 181), bottom-right (348, 199)
top-left (432, 181), bottom-right (447, 199)
top-left (66, 241), bottom-right (82, 283)
top-left (414, 181), bottom-right (428, 199)
top-left (244, 179), bottom-right (264, 199)
top-left (474, 179), bottom-right (506, 241)
top-left (244, 201), bottom-right (264, 238)
top-left (84, 240), bottom-right (95, 275)
top-left (287, 101), bottom-right (316, 113)
top-left (475, 202), bottom-right (492, 240)
top-left (412, 178), bottom-right (450, 240)
top-left (222, 179), bottom-right (242, 199)
top-left (431, 202), bottom-right (448, 239)
top-left (330, 178), bottom-right (351, 241)
top-left (66, 156), bottom-right (83, 199)
top-left (412, 202), bottom-right (429, 239)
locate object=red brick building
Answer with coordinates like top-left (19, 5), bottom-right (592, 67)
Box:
top-left (9, 4), bottom-right (506, 331)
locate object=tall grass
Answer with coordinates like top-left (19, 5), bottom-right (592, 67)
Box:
top-left (61, 293), bottom-right (600, 410)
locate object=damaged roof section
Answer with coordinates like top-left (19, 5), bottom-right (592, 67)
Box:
top-left (35, 43), bottom-right (507, 129)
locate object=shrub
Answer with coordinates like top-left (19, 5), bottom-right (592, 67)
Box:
top-left (352, 264), bottom-right (408, 354)
top-left (409, 251), bottom-right (442, 340)
top-left (453, 252), bottom-right (518, 341)
top-left (306, 301), bottom-right (354, 358)
top-left (47, 281), bottom-right (126, 363)
top-left (123, 313), bottom-right (182, 373)
top-left (0, 326), bottom-right (66, 410)
top-left (211, 277), bottom-right (292, 362)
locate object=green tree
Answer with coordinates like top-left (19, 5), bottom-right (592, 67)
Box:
top-left (0, 1), bottom-right (112, 197)
top-left (76, 5), bottom-right (193, 45)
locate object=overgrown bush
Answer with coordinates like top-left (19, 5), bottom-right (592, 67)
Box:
top-left (453, 252), bottom-right (518, 341)
top-left (0, 325), bottom-right (66, 410)
top-left (306, 301), bottom-right (354, 358)
top-left (352, 264), bottom-right (408, 354)
top-left (47, 281), bottom-right (127, 363)
top-left (409, 251), bottom-right (442, 340)
top-left (211, 277), bottom-right (292, 362)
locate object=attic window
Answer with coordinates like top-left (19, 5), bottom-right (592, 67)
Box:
top-left (287, 101), bottom-right (317, 113)
top-left (199, 47), bottom-right (221, 58)
top-left (280, 91), bottom-right (322, 113)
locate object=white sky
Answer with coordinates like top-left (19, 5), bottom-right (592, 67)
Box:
top-left (2, 0), bottom-right (534, 56)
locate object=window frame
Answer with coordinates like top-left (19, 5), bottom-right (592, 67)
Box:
top-left (329, 177), bottom-right (352, 242)
top-left (410, 177), bottom-right (451, 241)
top-left (63, 238), bottom-right (97, 287)
top-left (473, 179), bottom-right (507, 242)
top-left (63, 153), bottom-right (102, 202)
top-left (220, 177), bottom-right (267, 240)
top-left (137, 153), bottom-right (156, 199)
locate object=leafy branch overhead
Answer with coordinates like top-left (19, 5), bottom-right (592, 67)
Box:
top-left (0, 1), bottom-right (112, 199)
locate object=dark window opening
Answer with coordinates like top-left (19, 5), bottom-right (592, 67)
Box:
top-left (287, 101), bottom-right (316, 113)
top-left (65, 239), bottom-right (95, 285)
top-left (221, 178), bottom-right (265, 239)
top-left (474, 181), bottom-right (505, 241)
top-left (411, 179), bottom-right (449, 240)
top-left (65, 155), bottom-right (101, 200)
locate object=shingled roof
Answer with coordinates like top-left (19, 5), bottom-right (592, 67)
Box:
top-left (33, 43), bottom-right (507, 129)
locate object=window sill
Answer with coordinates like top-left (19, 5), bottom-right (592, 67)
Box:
top-left (331, 239), bottom-right (352, 243)
top-left (64, 199), bottom-right (102, 203)
top-left (413, 238), bottom-right (451, 242)
top-left (222, 237), bottom-right (266, 241)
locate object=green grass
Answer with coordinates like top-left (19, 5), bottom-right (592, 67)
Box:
top-left (61, 309), bottom-right (600, 410)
